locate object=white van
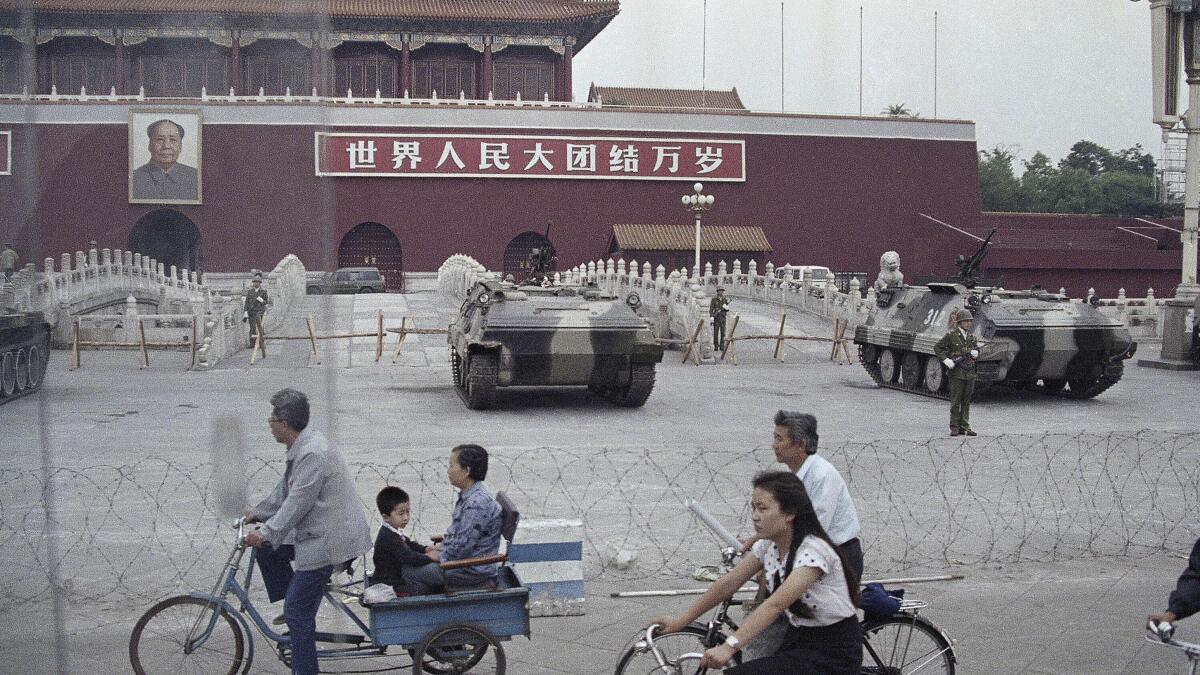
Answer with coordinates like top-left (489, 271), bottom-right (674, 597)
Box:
top-left (773, 265), bottom-right (833, 289)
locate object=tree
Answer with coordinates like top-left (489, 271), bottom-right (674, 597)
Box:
top-left (1105, 144), bottom-right (1155, 177)
top-left (978, 147), bottom-right (1024, 211)
top-left (1060, 140), bottom-right (1110, 176)
top-left (882, 103), bottom-right (917, 117)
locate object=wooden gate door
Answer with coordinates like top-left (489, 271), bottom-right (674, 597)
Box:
top-left (337, 222), bottom-right (404, 291)
top-left (503, 231), bottom-right (555, 281)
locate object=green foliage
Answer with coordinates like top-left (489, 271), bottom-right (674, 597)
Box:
top-left (978, 140), bottom-right (1173, 216)
top-left (883, 103), bottom-right (916, 117)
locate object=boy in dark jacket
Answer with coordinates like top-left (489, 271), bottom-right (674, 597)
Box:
top-left (370, 487), bottom-right (443, 595)
top-left (1149, 537), bottom-right (1200, 627)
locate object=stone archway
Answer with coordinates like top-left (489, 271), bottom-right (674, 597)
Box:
top-left (338, 222), bottom-right (403, 291)
top-left (503, 231), bottom-right (556, 281)
top-left (128, 209), bottom-right (202, 273)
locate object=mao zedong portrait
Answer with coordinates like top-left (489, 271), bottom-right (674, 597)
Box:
top-left (131, 119), bottom-right (199, 202)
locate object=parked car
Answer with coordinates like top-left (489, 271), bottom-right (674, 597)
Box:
top-left (306, 267), bottom-right (386, 294)
top-left (773, 265), bottom-right (833, 295)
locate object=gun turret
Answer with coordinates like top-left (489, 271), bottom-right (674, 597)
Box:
top-left (527, 221), bottom-right (557, 283)
top-left (954, 228), bottom-right (996, 288)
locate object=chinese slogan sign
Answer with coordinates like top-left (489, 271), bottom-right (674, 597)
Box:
top-left (315, 133), bottom-right (745, 182)
top-left (0, 130), bottom-right (10, 176)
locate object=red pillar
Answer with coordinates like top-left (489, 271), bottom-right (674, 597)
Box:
top-left (229, 34), bottom-right (240, 95)
top-left (560, 42), bottom-right (573, 102)
top-left (114, 36), bottom-right (125, 95)
top-left (310, 42), bottom-right (322, 96)
top-left (480, 42), bottom-right (493, 99)
top-left (400, 40), bottom-right (411, 96)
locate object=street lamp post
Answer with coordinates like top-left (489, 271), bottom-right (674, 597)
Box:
top-left (681, 182), bottom-right (715, 277)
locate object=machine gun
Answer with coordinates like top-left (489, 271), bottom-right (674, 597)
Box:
top-left (527, 221), bottom-right (557, 284)
top-left (953, 228), bottom-right (996, 288)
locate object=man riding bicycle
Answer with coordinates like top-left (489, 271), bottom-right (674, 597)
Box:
top-left (1149, 537), bottom-right (1200, 629)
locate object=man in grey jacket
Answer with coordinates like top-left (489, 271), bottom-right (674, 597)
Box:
top-left (245, 388), bottom-right (371, 675)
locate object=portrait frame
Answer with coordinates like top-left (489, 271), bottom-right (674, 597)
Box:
top-left (128, 109), bottom-right (203, 205)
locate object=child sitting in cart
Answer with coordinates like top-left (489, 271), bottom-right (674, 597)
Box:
top-left (370, 486), bottom-right (445, 595)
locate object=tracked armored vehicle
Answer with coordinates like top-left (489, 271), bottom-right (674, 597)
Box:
top-left (854, 232), bottom-right (1136, 399)
top-left (0, 310), bottom-right (51, 404)
top-left (448, 280), bottom-right (664, 409)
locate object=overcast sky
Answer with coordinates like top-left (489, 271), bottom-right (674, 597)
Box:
top-left (574, 1), bottom-right (1160, 164)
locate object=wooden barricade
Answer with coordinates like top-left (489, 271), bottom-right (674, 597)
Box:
top-left (716, 315), bottom-right (854, 365)
top-left (247, 310), bottom-right (450, 366)
top-left (70, 315), bottom-right (197, 371)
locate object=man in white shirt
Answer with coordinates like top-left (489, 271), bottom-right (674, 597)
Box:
top-left (770, 410), bottom-right (863, 580)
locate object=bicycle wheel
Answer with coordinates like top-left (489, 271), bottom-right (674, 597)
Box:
top-left (413, 624), bottom-right (503, 675)
top-left (614, 626), bottom-right (739, 675)
top-left (861, 614), bottom-right (955, 675)
top-left (129, 595), bottom-right (247, 675)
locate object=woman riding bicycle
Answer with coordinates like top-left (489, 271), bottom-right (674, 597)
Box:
top-left (650, 471), bottom-right (862, 673)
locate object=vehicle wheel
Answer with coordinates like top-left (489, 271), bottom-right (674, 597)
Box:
top-left (27, 344), bottom-right (43, 389)
top-left (306, 286), bottom-right (320, 294)
top-left (14, 348), bottom-right (29, 392)
top-left (1, 351), bottom-right (15, 397)
top-left (923, 356), bottom-right (947, 394)
top-left (358, 287), bottom-right (375, 293)
top-left (129, 595), bottom-right (247, 675)
top-left (861, 344), bottom-right (879, 365)
top-left (861, 614), bottom-right (955, 675)
top-left (465, 352), bottom-right (498, 410)
top-left (900, 352), bottom-right (924, 388)
top-left (1040, 378), bottom-right (1066, 393)
top-left (879, 350), bottom-right (900, 383)
top-left (614, 626), bottom-right (739, 674)
top-left (450, 348), bottom-right (465, 388)
top-left (413, 624), bottom-right (503, 675)
top-left (610, 363), bottom-right (656, 407)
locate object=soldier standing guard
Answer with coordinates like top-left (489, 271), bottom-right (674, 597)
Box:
top-left (0, 243), bottom-right (17, 281)
top-left (934, 309), bottom-right (980, 437)
top-left (243, 272), bottom-right (269, 348)
top-left (709, 287), bottom-right (730, 352)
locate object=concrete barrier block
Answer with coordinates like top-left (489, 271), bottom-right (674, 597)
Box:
top-left (509, 518), bottom-right (584, 616)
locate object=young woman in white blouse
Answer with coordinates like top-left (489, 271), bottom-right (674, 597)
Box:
top-left (651, 471), bottom-right (862, 673)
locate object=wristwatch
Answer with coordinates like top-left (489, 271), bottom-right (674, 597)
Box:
top-left (724, 635), bottom-right (741, 651)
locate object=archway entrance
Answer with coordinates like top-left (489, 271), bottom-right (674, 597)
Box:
top-left (128, 209), bottom-right (202, 273)
top-left (503, 231), bottom-right (555, 281)
top-left (338, 222), bottom-right (403, 291)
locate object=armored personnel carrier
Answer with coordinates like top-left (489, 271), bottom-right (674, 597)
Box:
top-left (854, 232), bottom-right (1136, 399)
top-left (448, 279), bottom-right (664, 409)
top-left (0, 310), bottom-right (51, 404)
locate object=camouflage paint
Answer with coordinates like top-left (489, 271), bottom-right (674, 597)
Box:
top-left (854, 283), bottom-right (1135, 398)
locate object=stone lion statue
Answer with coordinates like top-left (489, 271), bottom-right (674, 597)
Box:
top-left (874, 251), bottom-right (903, 291)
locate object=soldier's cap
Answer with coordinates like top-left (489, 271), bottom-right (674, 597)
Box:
top-left (956, 309), bottom-right (973, 322)
top-left (716, 287), bottom-right (726, 292)
top-left (252, 272), bottom-right (263, 281)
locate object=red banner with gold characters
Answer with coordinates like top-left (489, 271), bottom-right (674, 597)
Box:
top-left (315, 133), bottom-right (745, 181)
top-left (0, 130), bottom-right (10, 176)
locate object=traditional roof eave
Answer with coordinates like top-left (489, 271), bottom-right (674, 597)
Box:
top-left (0, 0), bottom-right (619, 51)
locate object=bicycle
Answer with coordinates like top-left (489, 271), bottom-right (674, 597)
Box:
top-left (614, 502), bottom-right (957, 675)
top-left (129, 505), bottom-right (527, 675)
top-left (1147, 621), bottom-right (1200, 675)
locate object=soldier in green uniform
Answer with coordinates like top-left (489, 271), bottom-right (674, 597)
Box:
top-left (243, 272), bottom-right (269, 348)
top-left (709, 287), bottom-right (730, 352)
top-left (934, 309), bottom-right (980, 437)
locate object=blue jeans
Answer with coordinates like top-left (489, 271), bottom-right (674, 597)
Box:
top-left (254, 544), bottom-right (333, 675)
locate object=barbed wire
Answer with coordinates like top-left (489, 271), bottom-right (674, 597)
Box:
top-left (0, 430), bottom-right (1196, 613)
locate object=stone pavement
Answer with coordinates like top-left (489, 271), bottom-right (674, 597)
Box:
top-left (2, 279), bottom-right (1198, 674)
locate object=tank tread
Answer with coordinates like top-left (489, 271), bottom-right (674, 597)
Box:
top-left (462, 351), bottom-right (498, 410)
top-left (858, 345), bottom-right (952, 401)
top-left (1063, 359), bottom-right (1124, 400)
top-left (608, 362), bottom-right (656, 407)
top-left (0, 330), bottom-right (50, 405)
